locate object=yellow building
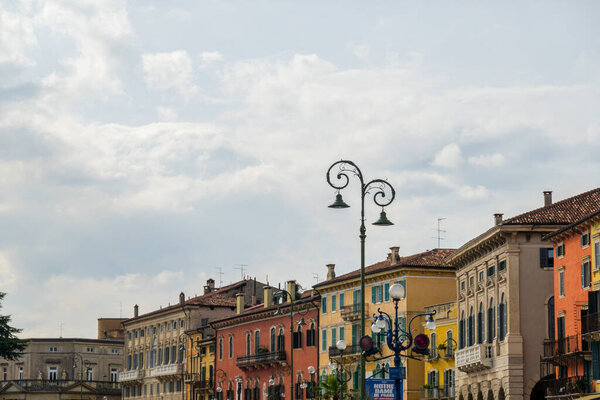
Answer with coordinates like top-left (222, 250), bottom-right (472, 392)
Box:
top-left (186, 327), bottom-right (216, 400)
top-left (313, 247), bottom-right (456, 400)
top-left (591, 218), bottom-right (600, 285)
top-left (422, 301), bottom-right (456, 400)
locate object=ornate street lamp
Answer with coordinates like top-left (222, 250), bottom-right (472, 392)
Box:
top-left (370, 283), bottom-right (436, 400)
top-left (329, 340), bottom-right (352, 400)
top-left (326, 159), bottom-right (396, 399)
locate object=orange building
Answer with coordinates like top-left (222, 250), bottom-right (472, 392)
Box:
top-left (542, 209), bottom-right (598, 394)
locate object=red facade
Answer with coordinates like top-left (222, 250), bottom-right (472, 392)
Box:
top-left (212, 288), bottom-right (319, 400)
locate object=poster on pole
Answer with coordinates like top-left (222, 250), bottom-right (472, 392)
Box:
top-left (365, 378), bottom-right (396, 400)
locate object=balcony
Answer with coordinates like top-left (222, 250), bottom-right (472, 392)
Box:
top-left (149, 363), bottom-right (183, 378)
top-left (2, 380), bottom-right (121, 395)
top-left (420, 386), bottom-right (456, 399)
top-left (328, 344), bottom-right (361, 358)
top-left (582, 312), bottom-right (600, 341)
top-left (186, 376), bottom-right (213, 390)
top-left (236, 350), bottom-right (286, 369)
top-left (541, 376), bottom-right (589, 397)
top-left (340, 304), bottom-right (369, 322)
top-left (118, 369), bottom-right (144, 382)
top-left (542, 335), bottom-right (589, 363)
top-left (455, 344), bottom-right (493, 372)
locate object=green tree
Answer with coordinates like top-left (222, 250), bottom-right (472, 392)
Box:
top-left (0, 292), bottom-right (27, 360)
top-left (315, 374), bottom-right (358, 400)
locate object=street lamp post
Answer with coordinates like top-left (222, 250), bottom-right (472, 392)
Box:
top-left (329, 340), bottom-right (352, 400)
top-left (326, 159), bottom-right (396, 400)
top-left (371, 283), bottom-right (436, 400)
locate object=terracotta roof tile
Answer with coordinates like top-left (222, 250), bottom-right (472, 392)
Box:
top-left (502, 188), bottom-right (600, 225)
top-left (314, 248), bottom-right (455, 287)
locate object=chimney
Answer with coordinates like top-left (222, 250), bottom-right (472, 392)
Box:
top-left (263, 286), bottom-right (274, 308)
top-left (494, 213), bottom-right (503, 226)
top-left (286, 280), bottom-right (297, 302)
top-left (179, 292), bottom-right (185, 306)
top-left (544, 191), bottom-right (553, 207)
top-left (134, 304), bottom-right (139, 318)
top-left (252, 278), bottom-right (257, 305)
top-left (326, 264), bottom-right (336, 280)
top-left (389, 247), bottom-right (400, 265)
top-left (236, 293), bottom-right (245, 314)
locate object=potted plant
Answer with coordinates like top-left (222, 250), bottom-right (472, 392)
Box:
top-left (257, 347), bottom-right (269, 354)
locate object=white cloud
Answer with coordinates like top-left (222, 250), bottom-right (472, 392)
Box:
top-left (200, 51), bottom-right (223, 63)
top-left (468, 153), bottom-right (506, 167)
top-left (142, 51), bottom-right (197, 99)
top-left (156, 106), bottom-right (178, 121)
top-left (432, 143), bottom-right (463, 168)
top-left (0, 252), bottom-right (18, 290)
top-left (351, 44), bottom-right (370, 61)
top-left (0, 4), bottom-right (37, 67)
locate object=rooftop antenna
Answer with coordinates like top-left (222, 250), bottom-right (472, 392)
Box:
top-left (431, 217), bottom-right (446, 248)
top-left (216, 267), bottom-right (224, 288)
top-left (312, 273), bottom-right (319, 283)
top-left (234, 264), bottom-right (247, 281)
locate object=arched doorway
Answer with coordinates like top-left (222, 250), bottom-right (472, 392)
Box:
top-left (487, 389), bottom-right (494, 400)
top-left (477, 391), bottom-right (484, 400)
top-left (530, 380), bottom-right (546, 400)
top-left (498, 387), bottom-right (505, 400)
top-left (468, 392), bottom-right (474, 400)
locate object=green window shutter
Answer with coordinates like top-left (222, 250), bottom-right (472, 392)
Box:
top-left (372, 286), bottom-right (377, 303)
top-left (401, 280), bottom-right (406, 298)
top-left (339, 326), bottom-right (345, 341)
top-left (332, 294), bottom-right (337, 312)
top-left (384, 283), bottom-right (390, 301)
top-left (322, 297), bottom-right (327, 314)
top-left (331, 328), bottom-right (337, 346)
top-left (339, 293), bottom-right (345, 307)
top-left (321, 329), bottom-right (327, 351)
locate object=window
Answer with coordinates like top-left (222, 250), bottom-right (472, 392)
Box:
top-left (469, 276), bottom-right (474, 287)
top-left (498, 260), bottom-right (506, 272)
top-left (557, 243), bottom-right (565, 258)
top-left (229, 336), bottom-right (233, 358)
top-left (446, 331), bottom-right (453, 357)
top-left (255, 331), bottom-right (260, 353)
top-left (218, 337), bottom-right (223, 360)
top-left (339, 326), bottom-right (345, 341)
top-left (48, 366), bottom-right (58, 380)
top-left (18, 367), bottom-right (23, 380)
top-left (384, 283), bottom-right (390, 302)
top-left (595, 242), bottom-right (600, 268)
top-left (582, 231), bottom-right (591, 247)
top-left (479, 271), bottom-right (484, 282)
top-left (111, 368), bottom-right (118, 382)
top-left (460, 281), bottom-right (465, 291)
top-left (540, 248), bottom-right (554, 268)
top-left (443, 369), bottom-right (455, 392)
top-left (547, 296), bottom-right (555, 340)
top-left (498, 293), bottom-right (507, 341)
top-left (458, 312), bottom-right (465, 349)
top-left (559, 269), bottom-right (565, 297)
top-left (339, 293), bottom-right (345, 308)
top-left (2, 367), bottom-right (6, 380)
top-left (152, 326), bottom-right (156, 335)
top-left (277, 328), bottom-right (285, 351)
top-left (321, 297), bottom-right (327, 314)
top-left (331, 327), bottom-right (337, 348)
top-left (426, 369), bottom-right (438, 390)
top-left (134, 329), bottom-right (138, 338)
top-left (87, 347), bottom-right (95, 353)
top-left (331, 294), bottom-right (337, 312)
top-left (293, 326), bottom-right (302, 349)
top-left (246, 333), bottom-right (251, 355)
top-left (477, 302), bottom-right (484, 344)
top-left (271, 327), bottom-right (277, 350)
top-left (112, 348), bottom-right (119, 354)
top-left (371, 285), bottom-right (383, 303)
top-left (467, 307), bottom-right (474, 346)
top-left (487, 264), bottom-right (495, 277)
top-left (180, 319), bottom-right (185, 328)
top-left (321, 329), bottom-right (327, 351)
top-left (86, 367), bottom-right (93, 381)
top-left (127, 331), bottom-right (132, 340)
top-left (430, 333), bottom-right (437, 358)
top-left (487, 298), bottom-right (495, 343)
top-left (582, 261), bottom-right (592, 288)
top-left (306, 323), bottom-right (316, 347)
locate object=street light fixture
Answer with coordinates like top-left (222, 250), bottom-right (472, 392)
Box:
top-left (326, 159), bottom-right (396, 400)
top-left (370, 284), bottom-right (437, 400)
top-left (328, 340), bottom-right (352, 400)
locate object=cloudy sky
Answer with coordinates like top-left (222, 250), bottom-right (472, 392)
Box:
top-left (1, 0), bottom-right (599, 338)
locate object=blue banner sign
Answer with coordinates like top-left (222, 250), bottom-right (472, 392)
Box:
top-left (366, 378), bottom-right (396, 400)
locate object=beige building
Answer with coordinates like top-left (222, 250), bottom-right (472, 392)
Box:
top-left (0, 319), bottom-right (125, 400)
top-left (119, 278), bottom-right (265, 400)
top-left (447, 190), bottom-right (600, 400)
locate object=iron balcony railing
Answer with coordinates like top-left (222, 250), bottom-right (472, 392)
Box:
top-left (236, 350), bottom-right (286, 368)
top-left (328, 344), bottom-right (362, 357)
top-left (1, 379), bottom-right (121, 393)
top-left (340, 303), bottom-right (369, 322)
top-left (542, 335), bottom-right (589, 359)
top-left (420, 386), bottom-right (456, 399)
top-left (582, 312), bottom-right (600, 335)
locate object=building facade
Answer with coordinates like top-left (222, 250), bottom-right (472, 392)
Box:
top-left (210, 281), bottom-right (320, 400)
top-left (422, 301), bottom-right (457, 400)
top-left (0, 334), bottom-right (123, 400)
top-left (448, 189), bottom-right (600, 400)
top-left (119, 279), bottom-right (265, 400)
top-left (314, 247), bottom-right (456, 400)
top-left (186, 327), bottom-right (216, 400)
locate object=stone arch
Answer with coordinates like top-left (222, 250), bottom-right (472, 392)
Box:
top-left (477, 391), bottom-right (483, 400)
top-left (530, 379), bottom-right (546, 400)
top-left (458, 393), bottom-right (465, 400)
top-left (468, 392), bottom-right (474, 400)
top-left (487, 389), bottom-right (494, 400)
top-left (498, 387), bottom-right (505, 400)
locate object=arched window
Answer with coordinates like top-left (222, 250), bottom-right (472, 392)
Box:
top-left (548, 296), bottom-right (555, 340)
top-left (430, 332), bottom-right (437, 357)
top-left (446, 330), bottom-right (453, 357)
top-left (228, 336), bottom-right (233, 358)
top-left (254, 331), bottom-right (260, 354)
top-left (150, 338), bottom-right (157, 368)
top-left (270, 328), bottom-right (276, 351)
top-left (307, 323), bottom-right (316, 347)
top-left (468, 307), bottom-right (475, 346)
top-left (218, 337), bottom-right (223, 360)
top-left (277, 328), bottom-right (285, 351)
top-left (246, 332), bottom-right (251, 356)
top-left (384, 362), bottom-right (390, 379)
top-left (477, 302), bottom-right (484, 344)
top-left (459, 311), bottom-right (465, 349)
top-left (488, 298), bottom-right (495, 343)
top-left (498, 293), bottom-right (507, 341)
